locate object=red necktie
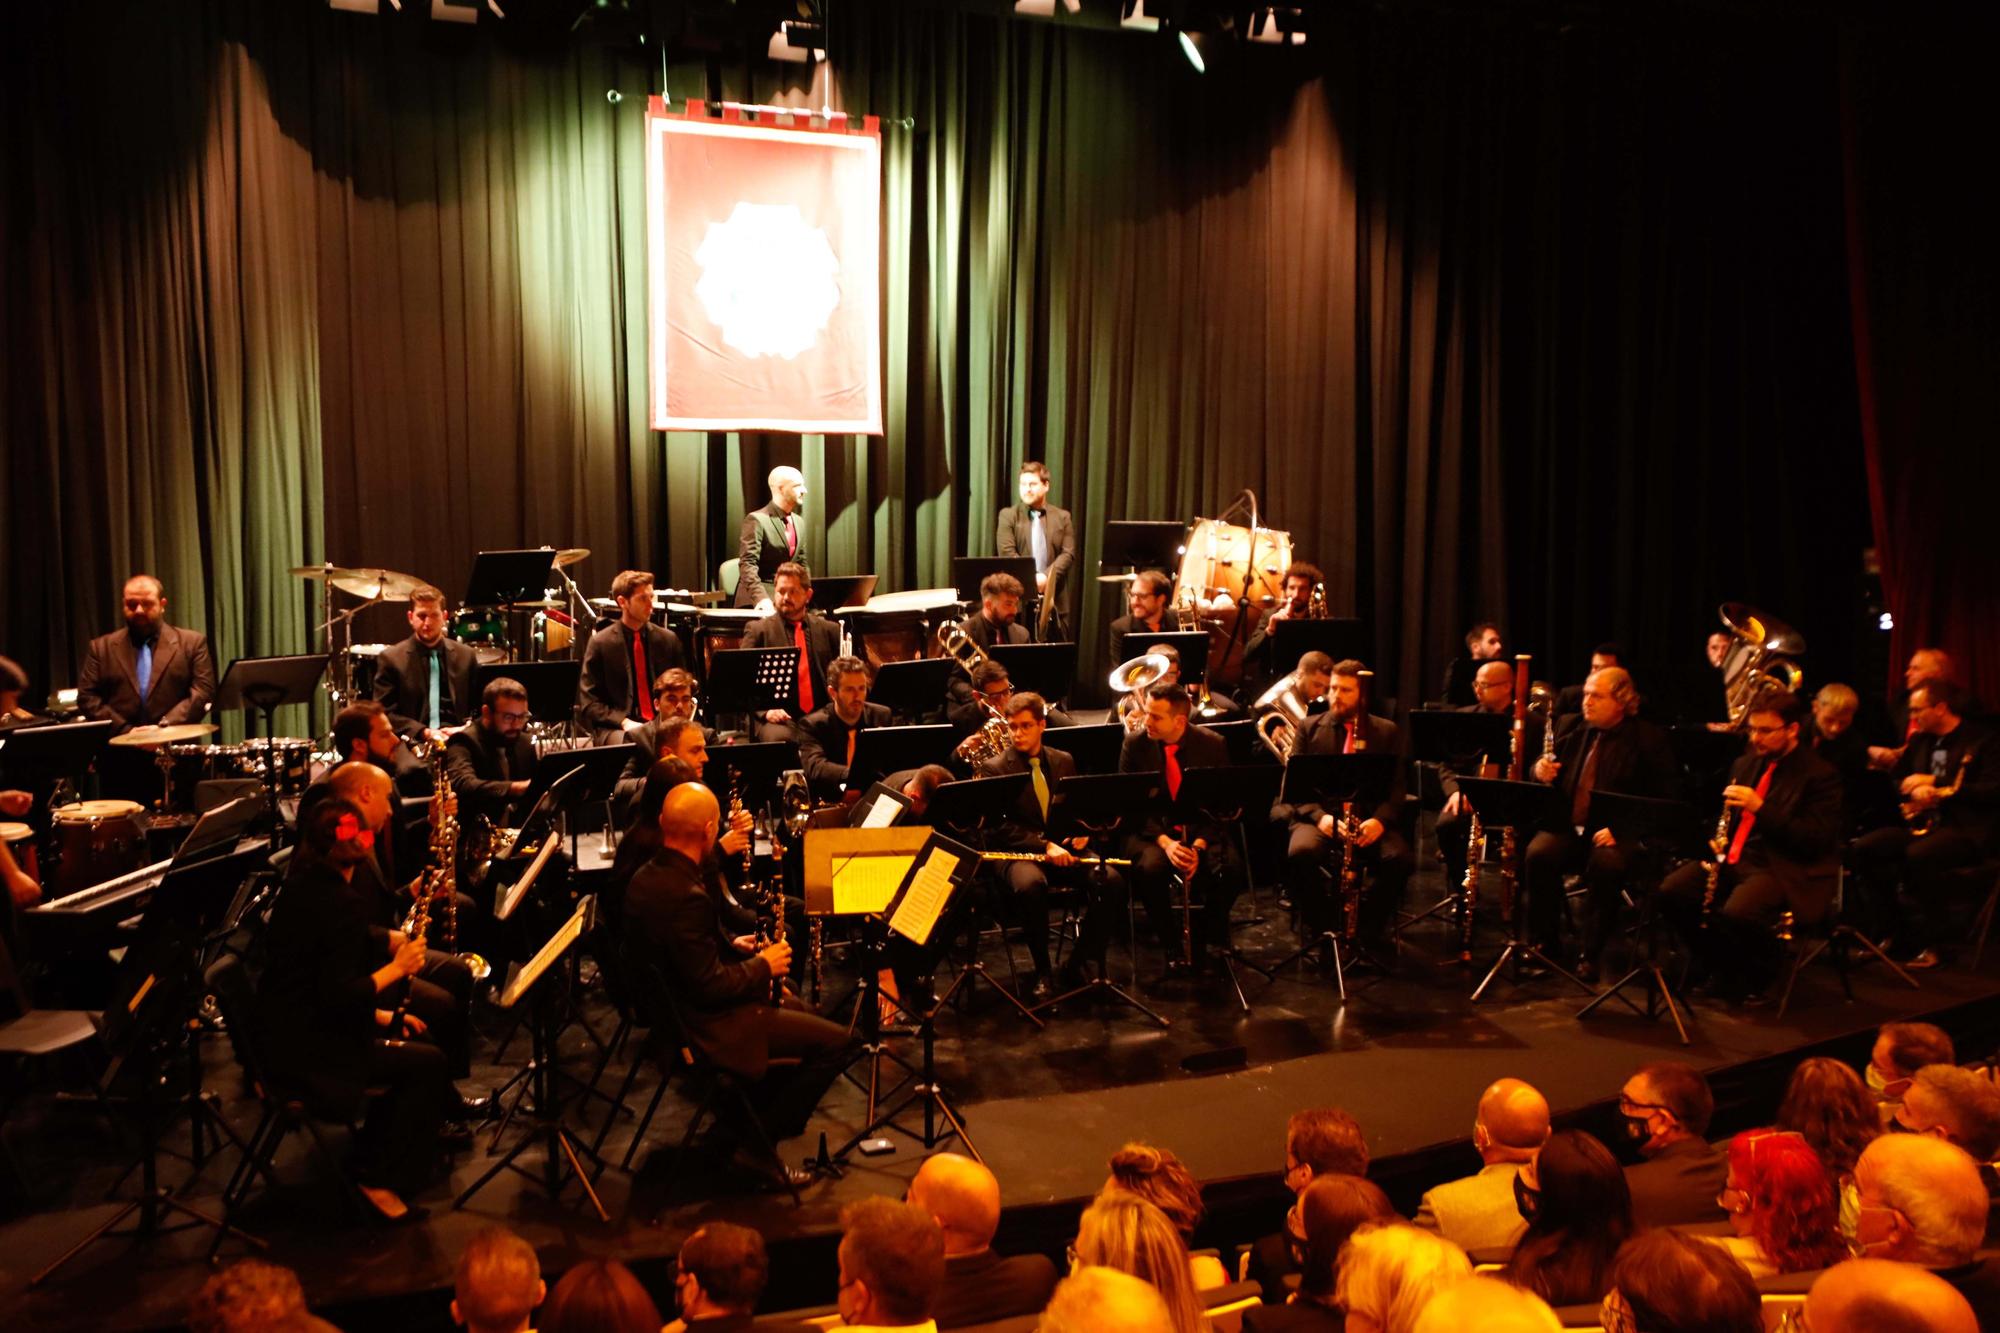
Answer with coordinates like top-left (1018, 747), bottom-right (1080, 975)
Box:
top-left (632, 631), bottom-right (653, 721)
top-left (1343, 721), bottom-right (1356, 755)
top-left (1726, 762), bottom-right (1777, 864)
top-left (785, 514), bottom-right (798, 556)
top-left (1164, 742), bottom-right (1182, 799)
top-left (794, 620), bottom-right (815, 713)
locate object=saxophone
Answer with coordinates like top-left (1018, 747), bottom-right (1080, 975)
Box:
top-left (423, 746), bottom-right (489, 981)
top-left (1903, 753), bottom-right (1971, 838)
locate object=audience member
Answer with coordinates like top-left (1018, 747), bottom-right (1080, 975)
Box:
top-left (1709, 1129), bottom-right (1846, 1277)
top-left (1038, 1266), bottom-right (1173, 1333)
top-left (1852, 1134), bottom-right (2000, 1325)
top-left (1332, 1222), bottom-right (1471, 1333)
top-left (1410, 1276), bottom-right (1561, 1333)
top-left (1775, 1056), bottom-right (1881, 1232)
top-left (1898, 1064), bottom-right (2000, 1160)
top-left (187, 1259), bottom-right (328, 1333)
top-left (1244, 1173), bottom-right (1394, 1331)
top-left (905, 1153), bottom-right (1058, 1328)
top-left (1103, 1141), bottom-right (1231, 1289)
top-left (1501, 1129), bottom-right (1633, 1307)
top-left (1618, 1062), bottom-right (1727, 1226)
top-left (1248, 1106), bottom-right (1371, 1297)
top-left (452, 1227), bottom-right (544, 1333)
top-left (665, 1222), bottom-right (815, 1333)
top-left (1072, 1193), bottom-right (1207, 1333)
top-left (1869, 1022), bottom-right (1956, 1125)
top-left (1414, 1077), bottom-right (1548, 1251)
top-left (1804, 1258), bottom-right (1979, 1333)
top-left (1599, 1229), bottom-right (1759, 1333)
top-left (540, 1260), bottom-right (662, 1333)
top-left (835, 1198), bottom-right (947, 1332)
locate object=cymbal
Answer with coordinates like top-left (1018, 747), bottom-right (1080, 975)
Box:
top-left (553, 548), bottom-right (590, 569)
top-left (509, 600), bottom-right (564, 611)
top-left (110, 721), bottom-right (219, 747)
top-left (290, 565), bottom-right (427, 602)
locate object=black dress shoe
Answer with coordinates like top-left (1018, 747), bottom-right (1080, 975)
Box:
top-left (453, 1091), bottom-right (496, 1122)
top-left (1026, 973), bottom-right (1053, 1001)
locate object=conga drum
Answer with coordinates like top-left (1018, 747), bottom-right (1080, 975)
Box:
top-left (50, 799), bottom-right (148, 894)
top-left (0, 821), bottom-right (37, 886)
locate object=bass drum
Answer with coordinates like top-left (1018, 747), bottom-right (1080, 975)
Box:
top-left (1176, 518), bottom-right (1293, 688)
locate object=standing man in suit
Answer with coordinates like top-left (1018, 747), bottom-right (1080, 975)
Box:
top-left (742, 563), bottom-right (842, 743)
top-left (1119, 684), bottom-right (1236, 970)
top-left (1617, 1062), bottom-right (1726, 1228)
top-left (735, 466), bottom-right (809, 610)
top-left (444, 678), bottom-right (538, 827)
top-left (1279, 660), bottom-right (1413, 949)
top-left (1657, 690), bottom-right (1844, 999)
top-left (1106, 570), bottom-right (1172, 678)
top-left (1414, 1078), bottom-right (1548, 1252)
top-left (982, 692), bottom-right (1127, 1000)
top-left (995, 461), bottom-right (1077, 641)
top-left (577, 570), bottom-right (684, 746)
top-left (77, 573), bottom-right (216, 734)
top-left (794, 656), bottom-right (893, 802)
top-left (906, 1153), bottom-right (1059, 1328)
top-left (370, 583), bottom-right (479, 748)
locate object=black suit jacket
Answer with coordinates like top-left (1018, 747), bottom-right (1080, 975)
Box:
top-left (933, 1248), bottom-right (1061, 1330)
top-left (1120, 724), bottom-right (1229, 840)
top-left (1624, 1136), bottom-right (1728, 1228)
top-left (370, 635), bottom-right (479, 742)
top-left (76, 623), bottom-right (216, 731)
top-left (1728, 744), bottom-right (1843, 917)
top-left (622, 846), bottom-right (777, 1077)
top-left (443, 721), bottom-right (539, 826)
top-left (257, 859), bottom-right (383, 1102)
top-left (792, 703), bottom-right (893, 797)
top-left (982, 744), bottom-right (1077, 850)
top-left (1433, 703), bottom-right (1530, 801)
top-left (741, 613), bottom-right (843, 716)
top-left (1897, 721), bottom-right (1997, 847)
top-left (1281, 711), bottom-right (1406, 829)
top-left (1107, 613), bottom-right (1171, 676)
top-left (576, 621), bottom-right (685, 743)
top-left (995, 503), bottom-right (1077, 630)
top-left (1439, 656), bottom-right (1480, 707)
top-left (1545, 715), bottom-right (1681, 833)
top-left (735, 501), bottom-right (807, 607)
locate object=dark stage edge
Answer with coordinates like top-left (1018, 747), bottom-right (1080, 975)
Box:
top-left (6, 925), bottom-right (2000, 1331)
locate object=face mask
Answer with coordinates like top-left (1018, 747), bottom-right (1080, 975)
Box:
top-left (1622, 1113), bottom-right (1652, 1143)
top-left (1513, 1172), bottom-right (1542, 1223)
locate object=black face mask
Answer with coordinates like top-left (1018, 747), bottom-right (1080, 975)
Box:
top-left (1513, 1172), bottom-right (1542, 1223)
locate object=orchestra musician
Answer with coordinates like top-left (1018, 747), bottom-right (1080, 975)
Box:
top-left (742, 562), bottom-right (842, 743)
top-left (1525, 666), bottom-right (1679, 981)
top-left (735, 466), bottom-right (809, 610)
top-left (1240, 563), bottom-right (1324, 691)
top-left (1106, 570), bottom-right (1173, 676)
top-left (949, 660), bottom-right (1015, 737)
top-left (1851, 680), bottom-right (1995, 968)
top-left (1118, 684), bottom-right (1237, 972)
top-left (945, 573), bottom-right (1031, 714)
top-left (1868, 648), bottom-right (1956, 772)
top-left (994, 461), bottom-right (1077, 639)
top-left (370, 584), bottom-right (479, 748)
top-left (1278, 659), bottom-right (1413, 949)
top-left (982, 692), bottom-right (1128, 1001)
top-left (1439, 622), bottom-right (1505, 708)
top-left (76, 573), bottom-right (216, 734)
top-left (1434, 660), bottom-right (1520, 892)
top-left (614, 669), bottom-right (717, 813)
top-left (795, 656), bottom-right (893, 802)
top-left (1656, 691), bottom-right (1844, 1001)
top-left (2, 782), bottom-right (39, 910)
top-left (1553, 644), bottom-right (1623, 722)
top-left (577, 570), bottom-right (685, 746)
top-left (444, 678), bottom-right (538, 827)
top-left (1804, 682), bottom-right (1876, 831)
top-left (330, 701), bottom-right (402, 774)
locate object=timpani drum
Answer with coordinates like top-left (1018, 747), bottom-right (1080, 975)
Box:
top-left (697, 608), bottom-right (762, 678)
top-left (50, 799), bottom-right (148, 894)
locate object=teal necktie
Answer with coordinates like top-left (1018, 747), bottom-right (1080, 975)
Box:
top-left (427, 648), bottom-right (442, 730)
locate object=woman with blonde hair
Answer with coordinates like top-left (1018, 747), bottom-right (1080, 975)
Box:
top-left (1334, 1223), bottom-right (1472, 1333)
top-left (1072, 1193), bottom-right (1209, 1333)
top-left (1103, 1141), bottom-right (1232, 1289)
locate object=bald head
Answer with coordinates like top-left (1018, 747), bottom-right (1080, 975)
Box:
top-left (1413, 1276), bottom-right (1561, 1333)
top-left (659, 783), bottom-right (721, 857)
top-left (907, 1153), bottom-right (1001, 1255)
top-left (328, 761), bottom-right (393, 832)
top-left (1474, 661), bottom-right (1514, 690)
top-left (1476, 1079), bottom-right (1550, 1161)
top-left (1805, 1260), bottom-right (1978, 1333)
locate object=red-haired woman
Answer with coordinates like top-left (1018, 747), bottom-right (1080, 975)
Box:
top-left (1707, 1129), bottom-right (1848, 1278)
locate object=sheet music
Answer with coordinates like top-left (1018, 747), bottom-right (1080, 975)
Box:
top-left (888, 848), bottom-right (959, 946)
top-left (499, 899), bottom-right (590, 1009)
top-left (497, 834), bottom-right (562, 921)
top-left (830, 852), bottom-right (917, 915)
top-left (859, 793), bottom-right (903, 829)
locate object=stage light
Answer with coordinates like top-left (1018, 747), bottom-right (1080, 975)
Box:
top-left (1879, 612), bottom-right (1895, 631)
top-left (1247, 5), bottom-right (1307, 46)
top-left (1121, 0), bottom-right (1162, 33)
top-left (768, 18), bottom-right (825, 63)
top-left (1014, 0), bottom-right (1082, 14)
top-left (1178, 29), bottom-right (1205, 72)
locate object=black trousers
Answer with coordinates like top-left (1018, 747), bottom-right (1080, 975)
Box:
top-left (999, 858), bottom-right (1129, 977)
top-left (1124, 834), bottom-right (1243, 960)
top-left (750, 1004), bottom-right (853, 1141)
top-left (1852, 825), bottom-right (1987, 950)
top-left (1522, 828), bottom-right (1635, 961)
top-left (1286, 823), bottom-right (1413, 940)
top-left (299, 1039), bottom-right (451, 1190)
top-left (1656, 860), bottom-right (1804, 994)
top-left (384, 957), bottom-right (473, 1080)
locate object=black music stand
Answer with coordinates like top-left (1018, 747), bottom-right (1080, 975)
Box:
top-left (517, 744), bottom-right (634, 820)
top-left (1271, 619), bottom-right (1371, 671)
top-left (811, 574), bottom-right (878, 611)
top-left (0, 718), bottom-right (118, 794)
top-left (868, 658), bottom-right (955, 723)
top-left (1271, 752), bottom-right (1401, 999)
top-left (921, 775), bottom-right (1043, 1028)
top-left (710, 740), bottom-right (802, 813)
top-left (1168, 764), bottom-right (1284, 1012)
top-left (1119, 631), bottom-right (1209, 683)
top-left (464, 548), bottom-right (560, 610)
top-left (1099, 521), bottom-right (1184, 582)
top-left (1052, 722), bottom-right (1123, 775)
top-left (218, 655), bottom-right (328, 838)
top-left (847, 725), bottom-right (957, 792)
top-left (473, 661), bottom-right (583, 731)
top-left (1036, 772), bottom-right (1170, 1027)
top-left (1452, 777), bottom-right (1597, 1002)
top-left (707, 646), bottom-right (802, 722)
top-left (952, 557), bottom-right (1039, 605)
top-left (1574, 790), bottom-right (1706, 1044)
top-left (990, 643), bottom-right (1079, 705)
top-left (1406, 710), bottom-right (1515, 939)
top-left (1203, 717), bottom-right (1272, 766)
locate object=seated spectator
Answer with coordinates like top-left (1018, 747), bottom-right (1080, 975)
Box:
top-left (1708, 1129), bottom-right (1846, 1278)
top-left (1501, 1129), bottom-right (1633, 1307)
top-left (1414, 1077), bottom-right (1549, 1251)
top-left (1775, 1056), bottom-right (1881, 1234)
top-left (666, 1222), bottom-right (815, 1333)
top-left (187, 1259), bottom-right (330, 1333)
top-left (1868, 1021), bottom-right (1955, 1126)
top-left (1897, 1064), bottom-right (2000, 1161)
top-left (1039, 1266), bottom-right (1173, 1333)
top-left (1410, 1276), bottom-right (1561, 1333)
top-left (453, 1226), bottom-right (544, 1333)
top-left (1072, 1193), bottom-right (1207, 1333)
top-left (834, 1197), bottom-right (946, 1332)
top-left (1332, 1222), bottom-right (1471, 1333)
top-left (1244, 1173), bottom-right (1394, 1331)
top-left (1618, 1061), bottom-right (1727, 1226)
top-left (540, 1260), bottom-right (662, 1333)
top-left (1804, 1258), bottom-right (1979, 1333)
top-left (1247, 1106), bottom-right (1371, 1298)
top-left (1852, 1134), bottom-right (2000, 1327)
top-left (1103, 1142), bottom-right (1231, 1289)
top-left (905, 1153), bottom-right (1058, 1328)
top-left (1598, 1230), bottom-right (1759, 1333)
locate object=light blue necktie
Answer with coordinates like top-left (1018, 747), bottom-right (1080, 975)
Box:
top-left (427, 648), bottom-right (443, 730)
top-left (136, 640), bottom-right (154, 708)
top-left (1030, 509), bottom-right (1049, 575)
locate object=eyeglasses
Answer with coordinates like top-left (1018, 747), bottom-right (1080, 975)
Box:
top-left (1618, 1096), bottom-right (1674, 1119)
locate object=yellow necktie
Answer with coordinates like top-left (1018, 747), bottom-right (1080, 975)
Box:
top-left (1030, 755), bottom-right (1050, 820)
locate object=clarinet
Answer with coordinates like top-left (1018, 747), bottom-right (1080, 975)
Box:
top-left (1339, 802), bottom-right (1362, 944)
top-left (1702, 798), bottom-right (1733, 930)
top-left (1460, 808), bottom-right (1483, 964)
top-left (730, 768), bottom-right (781, 1006)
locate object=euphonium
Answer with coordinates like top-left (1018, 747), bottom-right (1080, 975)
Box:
top-left (956, 697), bottom-right (1012, 765)
top-left (1253, 669), bottom-right (1311, 761)
top-left (1110, 652), bottom-right (1171, 735)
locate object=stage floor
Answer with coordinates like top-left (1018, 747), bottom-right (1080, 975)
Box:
top-left (6, 873), bottom-right (2000, 1331)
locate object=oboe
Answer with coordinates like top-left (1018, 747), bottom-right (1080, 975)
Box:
top-left (1338, 802), bottom-right (1362, 944)
top-left (729, 766), bottom-right (780, 1005)
top-left (1701, 796), bottom-right (1733, 930)
top-left (1459, 808), bottom-right (1484, 964)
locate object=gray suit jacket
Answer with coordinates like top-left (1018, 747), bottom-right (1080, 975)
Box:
top-left (77, 623), bottom-right (216, 732)
top-left (1414, 1161), bottom-right (1529, 1253)
top-left (996, 502), bottom-right (1077, 633)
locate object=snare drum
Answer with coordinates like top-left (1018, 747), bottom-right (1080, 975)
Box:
top-left (239, 737), bottom-right (314, 797)
top-left (51, 799), bottom-right (147, 894)
top-left (0, 821), bottom-right (37, 885)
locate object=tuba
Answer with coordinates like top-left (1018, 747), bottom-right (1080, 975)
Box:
top-left (1718, 602), bottom-right (1806, 729)
top-left (1253, 669), bottom-right (1312, 761)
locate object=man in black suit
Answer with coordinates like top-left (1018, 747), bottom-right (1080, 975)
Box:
top-left (1105, 569), bottom-right (1172, 678)
top-left (741, 562), bottom-right (842, 743)
top-left (1657, 690), bottom-right (1844, 999)
top-left (1279, 660), bottom-right (1413, 947)
top-left (576, 569), bottom-right (684, 746)
top-left (794, 656), bottom-right (894, 802)
top-left (735, 465), bottom-right (809, 609)
top-left (1526, 665), bottom-right (1680, 979)
top-left (444, 678), bottom-right (538, 827)
top-left (945, 572), bottom-right (1030, 714)
top-left (982, 691), bottom-right (1127, 999)
top-left (906, 1153), bottom-right (1058, 1329)
top-left (1432, 659), bottom-right (1527, 892)
top-left (1617, 1062), bottom-right (1726, 1228)
top-left (1553, 643), bottom-right (1623, 722)
top-left (1240, 562), bottom-right (1324, 693)
top-left (1120, 684), bottom-right (1237, 969)
top-left (994, 460), bottom-right (1077, 640)
top-left (1439, 621), bottom-right (1505, 708)
top-left (369, 583), bottom-right (479, 747)
top-left (614, 668), bottom-right (718, 811)
top-left (76, 573), bottom-right (216, 734)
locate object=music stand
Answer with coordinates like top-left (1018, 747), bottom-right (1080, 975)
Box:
top-left (1168, 764), bottom-right (1285, 1012)
top-left (710, 740), bottom-right (803, 814)
top-left (952, 557), bottom-right (1039, 605)
top-left (1037, 771), bottom-right (1171, 1027)
top-left (1098, 521), bottom-right (1183, 582)
top-left (0, 718), bottom-right (118, 792)
top-left (1451, 777), bottom-right (1597, 1002)
top-left (868, 658), bottom-right (955, 723)
top-left (1052, 723), bottom-right (1124, 775)
top-left (1271, 619), bottom-right (1371, 671)
top-left (1574, 790), bottom-right (1705, 1044)
top-left (218, 655), bottom-right (328, 837)
top-left (1271, 752), bottom-right (1401, 998)
top-left (464, 548), bottom-right (560, 610)
top-left (847, 725), bottom-right (957, 792)
top-left (517, 744), bottom-right (635, 821)
top-left (920, 775), bottom-right (1043, 1028)
top-left (472, 661), bottom-right (582, 732)
top-left (990, 643), bottom-right (1079, 705)
top-left (1202, 717), bottom-right (1270, 766)
top-left (811, 574), bottom-right (878, 611)
top-left (1119, 631), bottom-right (1209, 683)
top-left (706, 647), bottom-right (801, 720)
top-left (1405, 709), bottom-right (1516, 941)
